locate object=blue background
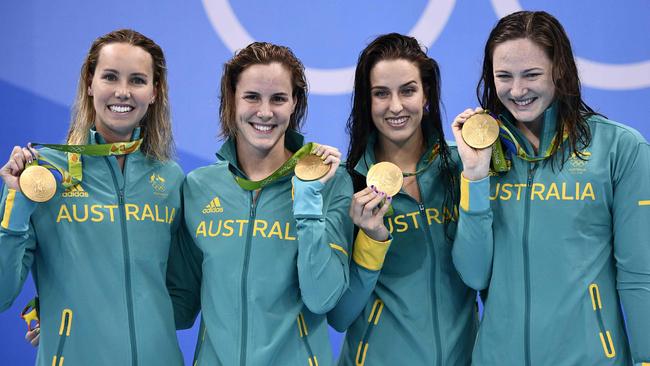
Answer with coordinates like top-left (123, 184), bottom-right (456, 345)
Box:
top-left (1, 1), bottom-right (649, 364)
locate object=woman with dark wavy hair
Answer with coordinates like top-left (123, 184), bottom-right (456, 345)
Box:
top-left (452, 11), bottom-right (650, 365)
top-left (328, 33), bottom-right (477, 365)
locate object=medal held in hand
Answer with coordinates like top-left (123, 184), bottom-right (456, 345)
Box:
top-left (294, 154), bottom-right (330, 181)
top-left (366, 162), bottom-right (403, 197)
top-left (19, 165), bottom-right (57, 203)
top-left (461, 112), bottom-right (500, 149)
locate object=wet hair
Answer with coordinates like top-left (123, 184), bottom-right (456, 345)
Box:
top-left (477, 10), bottom-right (595, 162)
top-left (68, 29), bottom-right (173, 161)
top-left (346, 33), bottom-right (458, 240)
top-left (219, 42), bottom-right (308, 138)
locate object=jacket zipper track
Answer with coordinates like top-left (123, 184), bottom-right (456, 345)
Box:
top-left (52, 309), bottom-right (72, 366)
top-left (106, 158), bottom-right (138, 366)
top-left (523, 163), bottom-right (537, 366)
top-left (240, 191), bottom-right (259, 365)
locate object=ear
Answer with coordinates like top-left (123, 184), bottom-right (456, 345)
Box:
top-left (87, 86), bottom-right (93, 96)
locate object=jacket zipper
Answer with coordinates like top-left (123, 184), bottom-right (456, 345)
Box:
top-left (417, 199), bottom-right (443, 366)
top-left (240, 191), bottom-right (259, 365)
top-left (589, 284), bottom-right (616, 358)
top-left (105, 157), bottom-right (138, 366)
top-left (523, 162), bottom-right (537, 366)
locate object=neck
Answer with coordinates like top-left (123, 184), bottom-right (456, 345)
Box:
top-left (96, 127), bottom-right (134, 144)
top-left (237, 141), bottom-right (292, 181)
top-left (516, 117), bottom-right (542, 153)
top-left (374, 132), bottom-right (425, 173)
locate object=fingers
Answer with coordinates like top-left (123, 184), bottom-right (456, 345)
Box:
top-left (25, 326), bottom-right (40, 347)
top-left (349, 186), bottom-right (387, 223)
top-left (315, 144), bottom-right (342, 184)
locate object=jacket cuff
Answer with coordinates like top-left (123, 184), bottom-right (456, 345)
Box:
top-left (292, 177), bottom-right (324, 216)
top-left (1, 189), bottom-right (37, 232)
top-left (460, 174), bottom-right (490, 212)
top-left (352, 229), bottom-right (392, 271)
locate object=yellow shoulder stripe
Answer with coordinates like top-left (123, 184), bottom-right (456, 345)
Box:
top-left (639, 200), bottom-right (650, 206)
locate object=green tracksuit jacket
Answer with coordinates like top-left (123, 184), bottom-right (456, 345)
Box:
top-left (167, 129), bottom-right (353, 366)
top-left (0, 129), bottom-right (184, 365)
top-left (453, 106), bottom-right (650, 365)
top-left (328, 134), bottom-right (477, 366)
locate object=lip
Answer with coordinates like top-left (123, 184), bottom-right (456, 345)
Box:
top-left (108, 104), bottom-right (135, 114)
top-left (248, 122), bottom-right (276, 134)
top-left (384, 116), bottom-right (409, 127)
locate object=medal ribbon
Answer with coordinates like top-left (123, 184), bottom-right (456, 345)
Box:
top-left (29, 139), bottom-right (143, 188)
top-left (233, 142), bottom-right (319, 191)
top-left (402, 143), bottom-right (440, 177)
top-left (490, 119), bottom-right (568, 173)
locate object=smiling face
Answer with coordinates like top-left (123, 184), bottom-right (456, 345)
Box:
top-left (234, 62), bottom-right (296, 158)
top-left (492, 38), bottom-right (555, 128)
top-left (87, 42), bottom-right (156, 143)
top-left (370, 59), bottom-right (427, 149)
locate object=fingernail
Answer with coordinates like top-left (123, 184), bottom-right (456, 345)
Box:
top-left (370, 185), bottom-right (375, 189)
top-left (387, 196), bottom-right (392, 201)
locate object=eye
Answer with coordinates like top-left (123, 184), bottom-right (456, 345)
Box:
top-left (525, 72), bottom-right (542, 79)
top-left (271, 95), bottom-right (289, 104)
top-left (102, 73), bottom-right (118, 82)
top-left (243, 94), bottom-right (260, 101)
top-left (495, 74), bottom-right (511, 80)
top-left (372, 89), bottom-right (389, 98)
top-left (131, 76), bottom-right (148, 85)
top-left (401, 87), bottom-right (416, 96)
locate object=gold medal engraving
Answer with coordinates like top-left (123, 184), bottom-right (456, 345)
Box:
top-left (19, 165), bottom-right (57, 202)
top-left (461, 113), bottom-right (500, 149)
top-left (366, 162), bottom-right (403, 197)
top-left (295, 154), bottom-right (330, 181)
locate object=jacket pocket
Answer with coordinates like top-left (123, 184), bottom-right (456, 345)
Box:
top-left (355, 299), bottom-right (384, 366)
top-left (589, 283), bottom-right (616, 358)
top-left (52, 309), bottom-right (73, 366)
top-left (296, 312), bottom-right (319, 366)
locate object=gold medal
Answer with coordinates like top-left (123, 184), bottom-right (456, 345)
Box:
top-left (461, 113), bottom-right (500, 149)
top-left (294, 154), bottom-right (330, 181)
top-left (366, 162), bottom-right (403, 197)
top-left (19, 165), bottom-right (57, 202)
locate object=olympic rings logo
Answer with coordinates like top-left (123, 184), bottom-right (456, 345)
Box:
top-left (202, 0), bottom-right (650, 94)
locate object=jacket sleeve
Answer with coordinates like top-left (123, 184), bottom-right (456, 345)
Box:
top-left (327, 229), bottom-right (391, 332)
top-left (611, 135), bottom-right (650, 364)
top-left (292, 170), bottom-right (353, 314)
top-left (0, 188), bottom-right (37, 311)
top-left (166, 212), bottom-right (203, 330)
top-left (451, 174), bottom-right (494, 290)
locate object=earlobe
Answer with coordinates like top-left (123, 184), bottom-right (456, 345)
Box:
top-left (87, 86), bottom-right (93, 96)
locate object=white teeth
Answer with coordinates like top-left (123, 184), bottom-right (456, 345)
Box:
top-left (251, 123), bottom-right (273, 132)
top-left (513, 98), bottom-right (534, 106)
top-left (386, 116), bottom-right (408, 126)
top-left (109, 105), bottom-right (133, 113)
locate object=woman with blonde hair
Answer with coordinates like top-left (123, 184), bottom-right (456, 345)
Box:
top-left (0, 29), bottom-right (184, 365)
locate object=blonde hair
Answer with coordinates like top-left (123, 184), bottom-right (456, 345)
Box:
top-left (219, 42), bottom-right (308, 138)
top-left (67, 29), bottom-right (174, 161)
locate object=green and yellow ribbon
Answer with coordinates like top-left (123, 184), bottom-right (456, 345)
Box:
top-left (30, 139), bottom-right (142, 188)
top-left (233, 142), bottom-right (319, 191)
top-left (490, 120), bottom-right (568, 173)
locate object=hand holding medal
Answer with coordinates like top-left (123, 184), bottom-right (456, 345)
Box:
top-left (1, 145), bottom-right (57, 202)
top-left (451, 107), bottom-right (496, 181)
top-left (294, 143), bottom-right (341, 183)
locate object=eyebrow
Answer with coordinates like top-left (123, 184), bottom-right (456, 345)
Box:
top-left (494, 67), bottom-right (544, 74)
top-left (100, 68), bottom-right (150, 78)
top-left (371, 80), bottom-right (418, 90)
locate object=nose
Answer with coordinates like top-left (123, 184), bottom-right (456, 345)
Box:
top-left (256, 102), bottom-right (273, 120)
top-left (511, 77), bottom-right (528, 99)
top-left (389, 94), bottom-right (403, 115)
top-left (114, 85), bottom-right (131, 100)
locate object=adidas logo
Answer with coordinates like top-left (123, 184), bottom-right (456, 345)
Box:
top-left (202, 197), bottom-right (224, 214)
top-left (62, 184), bottom-right (89, 198)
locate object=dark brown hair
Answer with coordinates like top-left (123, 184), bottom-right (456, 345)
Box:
top-left (477, 11), bottom-right (595, 162)
top-left (219, 42), bottom-right (308, 138)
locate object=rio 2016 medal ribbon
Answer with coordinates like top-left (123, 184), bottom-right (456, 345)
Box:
top-left (366, 162), bottom-right (403, 197)
top-left (294, 154), bottom-right (330, 181)
top-left (19, 165), bottom-right (57, 202)
top-left (462, 112), bottom-right (500, 149)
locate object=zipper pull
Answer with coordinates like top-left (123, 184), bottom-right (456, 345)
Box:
top-left (118, 189), bottom-right (125, 205)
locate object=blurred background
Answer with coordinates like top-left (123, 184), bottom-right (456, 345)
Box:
top-left (1, 0), bottom-right (649, 364)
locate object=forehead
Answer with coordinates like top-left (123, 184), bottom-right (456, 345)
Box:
top-left (370, 59), bottom-right (421, 86)
top-left (236, 62), bottom-right (293, 92)
top-left (492, 38), bottom-right (551, 70)
top-left (96, 43), bottom-right (154, 73)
